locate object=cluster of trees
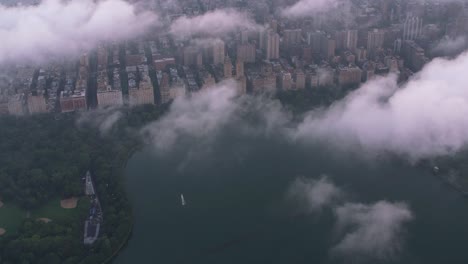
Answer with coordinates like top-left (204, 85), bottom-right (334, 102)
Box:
top-left (0, 104), bottom-right (165, 264)
top-left (0, 115), bottom-right (88, 208)
top-left (275, 84), bottom-right (350, 113)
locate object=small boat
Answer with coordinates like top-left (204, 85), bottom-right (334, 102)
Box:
top-left (433, 166), bottom-right (440, 174)
top-left (180, 194), bottom-right (186, 206)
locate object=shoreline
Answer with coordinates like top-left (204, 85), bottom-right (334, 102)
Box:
top-left (101, 145), bottom-right (140, 264)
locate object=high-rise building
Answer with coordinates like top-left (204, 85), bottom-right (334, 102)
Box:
top-left (321, 37), bottom-right (336, 59)
top-left (338, 66), bottom-right (362, 86)
top-left (403, 16), bottom-right (423, 40)
top-left (345, 30), bottom-right (358, 51)
top-left (307, 31), bottom-right (325, 53)
top-left (60, 91), bottom-right (87, 112)
top-left (237, 43), bottom-right (256, 63)
top-left (367, 29), bottom-right (385, 53)
top-left (183, 46), bottom-right (202, 67)
top-left (212, 40), bottom-right (225, 65)
top-left (240, 30), bottom-right (250, 44)
top-left (159, 72), bottom-right (171, 104)
top-left (224, 56), bottom-right (232, 79)
top-left (283, 29), bottom-right (302, 49)
top-left (264, 30), bottom-right (280, 60)
top-left (129, 88), bottom-right (154, 106)
top-left (97, 90), bottom-right (123, 107)
top-left (8, 94), bottom-right (25, 116)
top-left (236, 60), bottom-right (244, 77)
top-left (97, 45), bottom-right (108, 71)
top-left (294, 70), bottom-right (306, 90)
top-left (278, 72), bottom-right (292, 90)
top-left (129, 65), bottom-right (154, 106)
top-left (27, 95), bottom-right (47, 114)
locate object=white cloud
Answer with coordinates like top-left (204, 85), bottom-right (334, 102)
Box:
top-left (332, 201), bottom-right (413, 260)
top-left (286, 176), bottom-right (342, 213)
top-left (169, 9), bottom-right (262, 39)
top-left (282, 0), bottom-right (338, 18)
top-left (141, 50), bottom-right (468, 162)
top-left (77, 107), bottom-right (123, 135)
top-left (0, 0), bottom-right (158, 64)
top-left (141, 80), bottom-right (240, 152)
top-left (294, 51), bottom-right (468, 161)
top-left (432, 36), bottom-right (468, 56)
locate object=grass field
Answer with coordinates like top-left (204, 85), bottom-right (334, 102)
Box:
top-left (0, 197), bottom-right (89, 235)
top-left (31, 197), bottom-right (90, 222)
top-left (0, 203), bottom-right (26, 234)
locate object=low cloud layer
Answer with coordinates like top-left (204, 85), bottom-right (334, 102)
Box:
top-left (295, 51), bottom-right (468, 161)
top-left (332, 201), bottom-right (413, 260)
top-left (141, 80), bottom-right (239, 152)
top-left (282, 0), bottom-right (337, 18)
top-left (432, 36), bottom-right (468, 57)
top-left (169, 9), bottom-right (262, 39)
top-left (141, 50), bottom-right (468, 162)
top-left (0, 0), bottom-right (158, 64)
top-left (286, 176), bottom-right (342, 213)
top-left (77, 107), bottom-right (123, 135)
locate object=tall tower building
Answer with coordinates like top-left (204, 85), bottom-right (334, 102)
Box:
top-left (403, 16), bottom-right (423, 40)
top-left (236, 60), bottom-right (244, 77)
top-left (321, 36), bottom-right (336, 59)
top-left (264, 30), bottom-right (280, 60)
top-left (237, 43), bottom-right (256, 63)
top-left (212, 40), bottom-right (225, 65)
top-left (345, 30), bottom-right (358, 52)
top-left (367, 29), bottom-right (385, 53)
top-left (224, 56), bottom-right (232, 79)
top-left (283, 29), bottom-right (302, 48)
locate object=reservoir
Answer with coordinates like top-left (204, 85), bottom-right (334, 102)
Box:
top-left (115, 133), bottom-right (468, 264)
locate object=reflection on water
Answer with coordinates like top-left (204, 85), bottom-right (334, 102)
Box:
top-left (115, 136), bottom-right (468, 264)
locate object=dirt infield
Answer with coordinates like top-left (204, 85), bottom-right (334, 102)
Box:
top-left (0, 228), bottom-right (5, 236)
top-left (37, 218), bottom-right (52, 223)
top-left (60, 197), bottom-right (78, 209)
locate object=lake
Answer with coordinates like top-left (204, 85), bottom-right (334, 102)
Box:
top-left (115, 132), bottom-right (468, 264)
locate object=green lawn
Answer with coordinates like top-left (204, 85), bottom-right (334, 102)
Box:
top-left (0, 203), bottom-right (27, 234)
top-left (0, 197), bottom-right (89, 235)
top-left (31, 197), bottom-right (90, 222)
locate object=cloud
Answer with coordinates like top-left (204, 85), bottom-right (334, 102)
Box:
top-left (169, 9), bottom-right (262, 39)
top-left (282, 0), bottom-right (338, 18)
top-left (432, 36), bottom-right (468, 57)
top-left (332, 201), bottom-right (413, 260)
top-left (294, 51), bottom-right (468, 161)
top-left (0, 0), bottom-right (158, 64)
top-left (77, 107), bottom-right (123, 135)
top-left (141, 49), bottom-right (468, 162)
top-left (141, 80), bottom-right (240, 152)
top-left (286, 176), bottom-right (342, 213)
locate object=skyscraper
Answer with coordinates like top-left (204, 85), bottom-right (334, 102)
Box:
top-left (345, 30), bottom-right (358, 52)
top-left (237, 43), bottom-right (256, 63)
top-left (236, 60), bottom-right (244, 77)
top-left (264, 30), bottom-right (280, 60)
top-left (212, 40), bottom-right (225, 65)
top-left (367, 29), bottom-right (385, 53)
top-left (403, 16), bottom-right (423, 40)
top-left (224, 56), bottom-right (232, 79)
top-left (283, 29), bottom-right (302, 49)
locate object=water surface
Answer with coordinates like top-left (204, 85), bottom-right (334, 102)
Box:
top-left (115, 135), bottom-right (468, 264)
